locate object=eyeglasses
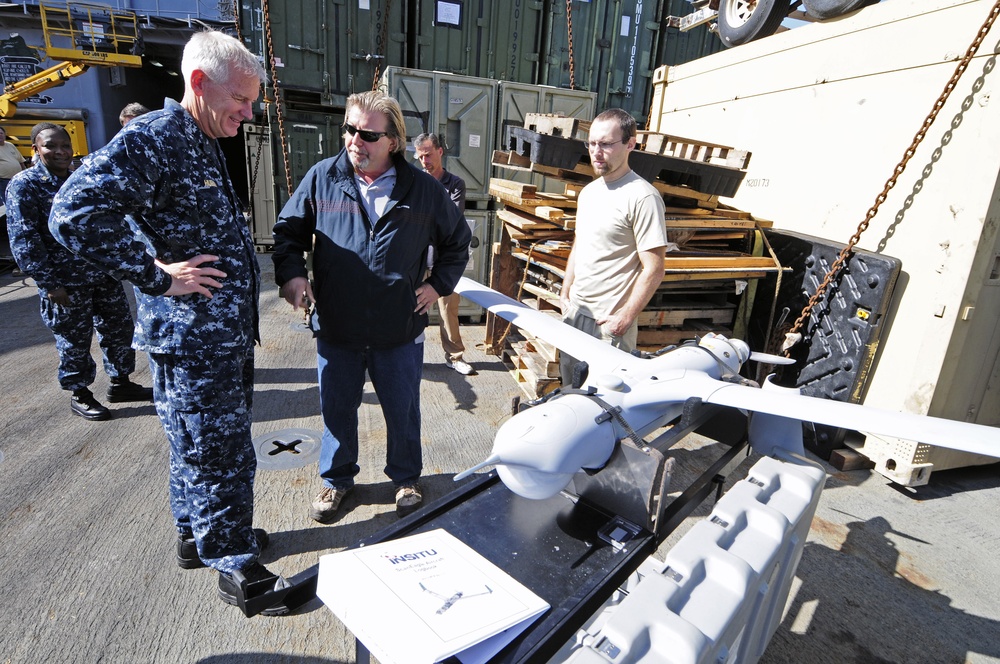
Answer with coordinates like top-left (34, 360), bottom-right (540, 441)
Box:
top-left (343, 123), bottom-right (389, 143)
top-left (586, 139), bottom-right (626, 151)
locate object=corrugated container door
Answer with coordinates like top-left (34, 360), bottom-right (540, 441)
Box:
top-left (412, 0), bottom-right (476, 75)
top-left (412, 0), bottom-right (543, 81)
top-left (238, 0), bottom-right (406, 107)
top-left (485, 0), bottom-right (545, 82)
top-left (540, 0), bottom-right (661, 124)
top-left (539, 0), bottom-right (603, 95)
top-left (659, 0), bottom-right (725, 67)
top-left (605, 0), bottom-right (662, 125)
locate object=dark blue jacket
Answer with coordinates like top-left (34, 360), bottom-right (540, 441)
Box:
top-left (272, 149), bottom-right (471, 350)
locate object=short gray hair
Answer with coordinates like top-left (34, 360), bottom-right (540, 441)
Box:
top-left (181, 30), bottom-right (265, 87)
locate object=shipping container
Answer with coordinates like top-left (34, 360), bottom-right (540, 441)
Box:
top-left (410, 0), bottom-right (545, 82)
top-left (381, 66), bottom-right (497, 199)
top-left (539, 0), bottom-right (663, 124)
top-left (239, 0), bottom-right (407, 108)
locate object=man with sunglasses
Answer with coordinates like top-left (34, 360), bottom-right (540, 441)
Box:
top-left (558, 108), bottom-right (668, 385)
top-left (272, 91), bottom-right (471, 522)
top-left (49, 31), bottom-right (290, 616)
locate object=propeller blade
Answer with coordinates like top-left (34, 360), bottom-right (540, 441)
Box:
top-left (701, 378), bottom-right (1000, 459)
top-left (748, 351), bottom-right (796, 366)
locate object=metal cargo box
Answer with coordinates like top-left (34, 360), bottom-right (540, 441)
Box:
top-left (381, 67), bottom-right (497, 199)
top-left (238, 0), bottom-right (406, 107)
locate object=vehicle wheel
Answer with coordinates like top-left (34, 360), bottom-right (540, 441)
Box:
top-left (718, 0), bottom-right (793, 47)
top-left (802, 0), bottom-right (879, 20)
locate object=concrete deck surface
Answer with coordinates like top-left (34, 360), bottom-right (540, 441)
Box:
top-left (1, 256), bottom-right (998, 664)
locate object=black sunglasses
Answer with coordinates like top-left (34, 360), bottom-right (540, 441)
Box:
top-left (343, 123), bottom-right (388, 143)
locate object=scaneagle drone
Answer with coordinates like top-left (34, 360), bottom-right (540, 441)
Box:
top-left (452, 278), bottom-right (1000, 500)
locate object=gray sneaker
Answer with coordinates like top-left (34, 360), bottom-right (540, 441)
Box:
top-left (395, 483), bottom-right (423, 518)
top-left (309, 486), bottom-right (352, 523)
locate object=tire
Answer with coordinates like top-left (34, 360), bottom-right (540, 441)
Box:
top-left (717, 0), bottom-right (793, 47)
top-left (802, 0), bottom-right (879, 20)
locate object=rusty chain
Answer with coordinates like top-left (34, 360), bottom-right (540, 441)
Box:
top-left (262, 0), bottom-right (294, 196)
top-left (372, 0), bottom-right (392, 89)
top-left (787, 0), bottom-right (1000, 346)
top-left (231, 0), bottom-right (241, 40)
top-left (566, 0), bottom-right (576, 90)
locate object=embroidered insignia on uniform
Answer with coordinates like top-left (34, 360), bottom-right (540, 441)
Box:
top-left (204, 179), bottom-right (217, 187)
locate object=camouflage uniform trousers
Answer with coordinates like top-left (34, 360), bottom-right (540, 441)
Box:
top-left (150, 348), bottom-right (259, 574)
top-left (38, 278), bottom-right (136, 392)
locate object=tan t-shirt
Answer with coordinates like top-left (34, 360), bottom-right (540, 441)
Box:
top-left (0, 142), bottom-right (24, 180)
top-left (569, 169), bottom-right (667, 319)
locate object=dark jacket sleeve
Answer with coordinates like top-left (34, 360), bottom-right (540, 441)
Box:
top-left (272, 162), bottom-right (321, 287)
top-left (425, 188), bottom-right (471, 297)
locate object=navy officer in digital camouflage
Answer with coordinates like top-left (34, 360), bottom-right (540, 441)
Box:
top-left (6, 122), bottom-right (153, 421)
top-left (48, 30), bottom-right (289, 616)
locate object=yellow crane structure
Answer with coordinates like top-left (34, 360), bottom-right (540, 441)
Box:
top-left (0, 2), bottom-right (143, 157)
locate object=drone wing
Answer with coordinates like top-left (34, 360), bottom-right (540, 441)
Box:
top-left (454, 277), bottom-right (637, 380)
top-left (690, 373), bottom-right (1000, 458)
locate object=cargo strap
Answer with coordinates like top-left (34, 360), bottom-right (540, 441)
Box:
top-left (558, 386), bottom-right (646, 448)
top-left (787, 0), bottom-right (1000, 348)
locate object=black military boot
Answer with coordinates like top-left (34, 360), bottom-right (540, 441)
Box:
top-left (106, 376), bottom-right (154, 403)
top-left (70, 388), bottom-right (111, 421)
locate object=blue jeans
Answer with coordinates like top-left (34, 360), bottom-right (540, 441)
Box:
top-left (316, 336), bottom-right (424, 488)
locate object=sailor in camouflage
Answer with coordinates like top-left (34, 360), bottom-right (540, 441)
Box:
top-left (5, 123), bottom-right (151, 422)
top-left (48, 31), bottom-right (290, 616)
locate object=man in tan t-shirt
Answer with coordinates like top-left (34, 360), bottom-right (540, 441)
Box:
top-left (559, 108), bottom-right (667, 385)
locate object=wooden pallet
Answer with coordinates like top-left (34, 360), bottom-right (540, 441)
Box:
top-left (492, 149), bottom-right (593, 183)
top-left (503, 341), bottom-right (560, 398)
top-left (635, 130), bottom-right (752, 170)
top-left (489, 178), bottom-right (579, 209)
top-left (523, 113), bottom-right (591, 139)
top-left (637, 324), bottom-right (734, 347)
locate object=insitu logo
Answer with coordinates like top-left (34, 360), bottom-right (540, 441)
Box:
top-left (383, 548), bottom-right (439, 565)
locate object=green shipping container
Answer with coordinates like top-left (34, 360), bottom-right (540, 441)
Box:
top-left (540, 0), bottom-right (662, 125)
top-left (239, 0), bottom-right (407, 108)
top-left (411, 0), bottom-right (544, 82)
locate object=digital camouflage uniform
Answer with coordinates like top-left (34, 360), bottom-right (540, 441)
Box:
top-left (48, 99), bottom-right (262, 574)
top-left (5, 161), bottom-right (136, 392)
